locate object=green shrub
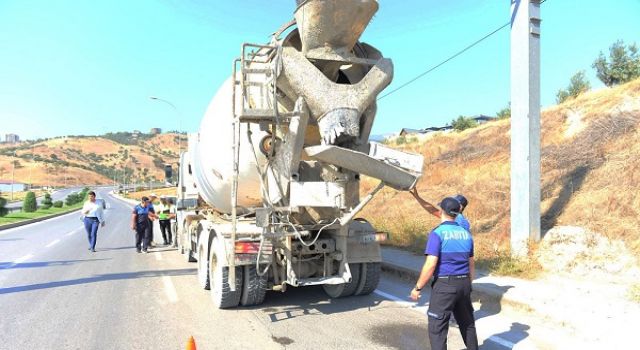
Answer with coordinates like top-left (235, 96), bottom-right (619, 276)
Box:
top-left (41, 193), bottom-right (53, 209)
top-left (593, 40), bottom-right (640, 87)
top-left (496, 104), bottom-right (511, 119)
top-left (0, 196), bottom-right (8, 217)
top-left (556, 71), bottom-right (591, 104)
top-left (53, 200), bottom-right (63, 208)
top-left (396, 136), bottom-right (406, 145)
top-left (65, 193), bottom-right (81, 206)
top-left (23, 191), bottom-right (37, 212)
top-left (451, 116), bottom-right (478, 132)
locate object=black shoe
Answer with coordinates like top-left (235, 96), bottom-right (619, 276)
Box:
top-left (163, 241), bottom-right (169, 245)
top-left (136, 250), bottom-right (141, 253)
top-left (91, 249), bottom-right (96, 252)
top-left (143, 250), bottom-right (149, 253)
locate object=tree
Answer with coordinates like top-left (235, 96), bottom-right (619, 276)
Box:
top-left (556, 71), bottom-right (591, 104)
top-left (42, 193), bottom-right (53, 209)
top-left (496, 103), bottom-right (511, 119)
top-left (23, 191), bottom-right (37, 213)
top-left (451, 116), bottom-right (478, 132)
top-left (592, 40), bottom-right (640, 87)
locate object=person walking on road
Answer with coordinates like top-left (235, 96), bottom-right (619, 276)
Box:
top-left (81, 191), bottom-right (105, 252)
top-left (410, 189), bottom-right (471, 233)
top-left (409, 197), bottom-right (478, 350)
top-left (147, 193), bottom-right (158, 247)
top-left (131, 196), bottom-right (157, 253)
top-left (157, 196), bottom-right (176, 245)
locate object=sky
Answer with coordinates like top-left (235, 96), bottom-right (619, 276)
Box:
top-left (0, 0), bottom-right (639, 140)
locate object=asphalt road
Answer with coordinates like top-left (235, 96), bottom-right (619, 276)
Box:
top-left (0, 189), bottom-right (570, 349)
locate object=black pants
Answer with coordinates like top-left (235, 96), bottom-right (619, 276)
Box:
top-left (148, 219), bottom-right (154, 243)
top-left (427, 276), bottom-right (478, 350)
top-left (135, 224), bottom-right (150, 251)
top-left (159, 220), bottom-right (172, 243)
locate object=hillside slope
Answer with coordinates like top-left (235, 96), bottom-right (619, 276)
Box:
top-left (362, 78), bottom-right (640, 274)
top-left (0, 132), bottom-right (185, 187)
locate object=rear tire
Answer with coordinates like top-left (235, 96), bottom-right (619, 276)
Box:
top-left (210, 237), bottom-right (243, 309)
top-left (240, 265), bottom-right (268, 306)
top-left (197, 243), bottom-right (210, 290)
top-left (323, 262), bottom-right (361, 298)
top-left (354, 262), bottom-right (380, 296)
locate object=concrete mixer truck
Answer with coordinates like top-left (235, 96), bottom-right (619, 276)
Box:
top-left (175, 0), bottom-right (424, 308)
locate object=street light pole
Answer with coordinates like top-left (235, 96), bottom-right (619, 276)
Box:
top-left (149, 95), bottom-right (182, 160)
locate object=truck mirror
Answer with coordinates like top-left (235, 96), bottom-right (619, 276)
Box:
top-left (164, 164), bottom-right (173, 182)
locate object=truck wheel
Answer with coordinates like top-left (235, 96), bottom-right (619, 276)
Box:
top-left (322, 262), bottom-right (361, 298)
top-left (354, 262), bottom-right (381, 296)
top-left (209, 237), bottom-right (243, 309)
top-left (240, 265), bottom-right (268, 306)
top-left (197, 244), bottom-right (210, 290)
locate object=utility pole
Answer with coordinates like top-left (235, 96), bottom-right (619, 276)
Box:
top-left (510, 0), bottom-right (541, 257)
top-left (10, 151), bottom-right (16, 201)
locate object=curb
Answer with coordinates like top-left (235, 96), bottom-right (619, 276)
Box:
top-left (380, 261), bottom-right (532, 312)
top-left (0, 208), bottom-right (81, 231)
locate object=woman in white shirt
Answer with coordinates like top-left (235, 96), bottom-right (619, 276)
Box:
top-left (82, 191), bottom-right (105, 252)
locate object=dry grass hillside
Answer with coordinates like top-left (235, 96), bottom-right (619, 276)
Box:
top-left (0, 132), bottom-right (185, 187)
top-left (362, 78), bottom-right (640, 278)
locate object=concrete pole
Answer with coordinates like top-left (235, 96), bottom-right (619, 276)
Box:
top-left (510, 0), bottom-right (541, 257)
top-left (10, 151), bottom-right (16, 201)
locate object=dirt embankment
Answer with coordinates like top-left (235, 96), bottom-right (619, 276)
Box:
top-left (361, 78), bottom-right (640, 282)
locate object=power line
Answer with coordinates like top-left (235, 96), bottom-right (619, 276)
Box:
top-left (378, 0), bottom-right (548, 101)
top-left (378, 22), bottom-right (509, 101)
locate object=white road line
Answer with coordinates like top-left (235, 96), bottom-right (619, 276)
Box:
top-left (162, 276), bottom-right (179, 303)
top-left (65, 226), bottom-right (83, 236)
top-left (373, 289), bottom-right (517, 349)
top-left (45, 239), bottom-right (61, 248)
top-left (14, 254), bottom-right (33, 264)
top-left (154, 252), bottom-right (163, 261)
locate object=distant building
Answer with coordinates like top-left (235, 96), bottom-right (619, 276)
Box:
top-left (0, 181), bottom-right (26, 192)
top-left (132, 130), bottom-right (141, 139)
top-left (150, 128), bottom-right (162, 135)
top-left (399, 126), bottom-right (451, 137)
top-left (399, 115), bottom-right (496, 137)
top-left (471, 115), bottom-right (496, 124)
top-left (5, 134), bottom-right (20, 143)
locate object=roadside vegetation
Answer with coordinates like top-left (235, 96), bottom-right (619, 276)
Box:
top-left (0, 201), bottom-right (84, 226)
top-left (0, 188), bottom-right (89, 227)
top-left (362, 77), bottom-right (640, 279)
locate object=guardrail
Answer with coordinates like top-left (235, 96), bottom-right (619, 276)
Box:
top-left (7, 207), bottom-right (21, 214)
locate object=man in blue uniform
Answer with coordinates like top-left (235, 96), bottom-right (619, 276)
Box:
top-left (410, 189), bottom-right (471, 233)
top-left (410, 197), bottom-right (478, 350)
top-left (131, 197), bottom-right (154, 253)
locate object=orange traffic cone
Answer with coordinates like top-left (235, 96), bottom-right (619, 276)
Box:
top-left (185, 336), bottom-right (196, 350)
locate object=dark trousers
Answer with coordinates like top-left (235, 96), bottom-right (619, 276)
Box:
top-left (135, 224), bottom-right (150, 251)
top-left (427, 276), bottom-right (478, 350)
top-left (83, 217), bottom-right (99, 250)
top-left (159, 220), bottom-right (172, 243)
top-left (148, 219), bottom-right (154, 243)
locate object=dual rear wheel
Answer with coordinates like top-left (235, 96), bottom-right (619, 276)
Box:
top-left (199, 237), bottom-right (268, 309)
top-left (322, 262), bottom-right (381, 298)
